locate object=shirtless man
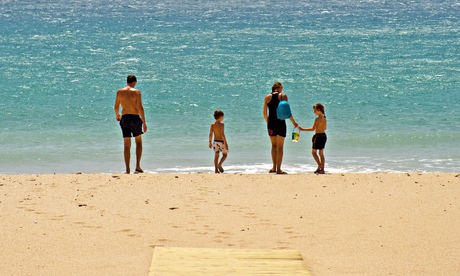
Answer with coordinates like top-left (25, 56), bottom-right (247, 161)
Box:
top-left (114, 75), bottom-right (147, 174)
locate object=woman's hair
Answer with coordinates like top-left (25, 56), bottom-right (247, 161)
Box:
top-left (272, 82), bottom-right (283, 92)
top-left (314, 103), bottom-right (325, 116)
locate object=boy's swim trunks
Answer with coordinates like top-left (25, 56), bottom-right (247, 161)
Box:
top-left (312, 133), bottom-right (327, 150)
top-left (120, 114), bottom-right (143, 138)
top-left (213, 140), bottom-right (228, 153)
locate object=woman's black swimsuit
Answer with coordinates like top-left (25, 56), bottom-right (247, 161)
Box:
top-left (267, 92), bottom-right (286, 138)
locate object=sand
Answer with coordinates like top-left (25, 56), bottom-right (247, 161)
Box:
top-left (1, 172), bottom-right (459, 275)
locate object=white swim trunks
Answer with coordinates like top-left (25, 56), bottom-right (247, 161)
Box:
top-left (213, 140), bottom-right (228, 153)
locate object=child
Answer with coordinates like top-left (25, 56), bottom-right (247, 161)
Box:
top-left (299, 103), bottom-right (327, 174)
top-left (209, 110), bottom-right (229, 173)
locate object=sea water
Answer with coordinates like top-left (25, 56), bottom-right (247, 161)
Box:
top-left (1, 0), bottom-right (459, 174)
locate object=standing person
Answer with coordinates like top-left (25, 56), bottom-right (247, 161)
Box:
top-left (299, 103), bottom-right (327, 174)
top-left (114, 75), bottom-right (147, 174)
top-left (263, 82), bottom-right (298, 174)
top-left (209, 110), bottom-right (229, 173)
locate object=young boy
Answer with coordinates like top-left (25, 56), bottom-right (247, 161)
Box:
top-left (299, 103), bottom-right (327, 174)
top-left (208, 110), bottom-right (229, 173)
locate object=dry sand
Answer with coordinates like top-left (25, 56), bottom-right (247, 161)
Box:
top-left (1, 172), bottom-right (459, 275)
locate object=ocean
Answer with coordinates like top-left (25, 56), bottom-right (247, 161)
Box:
top-left (1, 0), bottom-right (459, 174)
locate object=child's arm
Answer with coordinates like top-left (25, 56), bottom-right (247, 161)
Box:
top-left (222, 124), bottom-right (229, 150)
top-left (208, 124), bottom-right (213, 149)
top-left (299, 118), bottom-right (317, 132)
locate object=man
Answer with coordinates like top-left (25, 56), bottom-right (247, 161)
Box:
top-left (114, 75), bottom-right (147, 174)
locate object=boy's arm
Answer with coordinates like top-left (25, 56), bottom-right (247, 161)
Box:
top-left (299, 118), bottom-right (317, 132)
top-left (208, 124), bottom-right (213, 149)
top-left (222, 124), bottom-right (229, 150)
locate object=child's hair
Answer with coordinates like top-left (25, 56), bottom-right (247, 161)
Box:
top-left (214, 110), bottom-right (224, 119)
top-left (314, 103), bottom-right (325, 116)
top-left (272, 82), bottom-right (283, 92)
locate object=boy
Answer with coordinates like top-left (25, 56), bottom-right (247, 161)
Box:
top-left (299, 103), bottom-right (327, 174)
top-left (208, 110), bottom-right (229, 173)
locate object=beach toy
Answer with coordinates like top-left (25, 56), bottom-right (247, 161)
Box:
top-left (291, 127), bottom-right (300, 142)
top-left (276, 100), bottom-right (292, 120)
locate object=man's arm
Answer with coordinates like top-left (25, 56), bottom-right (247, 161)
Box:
top-left (137, 91), bottom-right (147, 133)
top-left (114, 91), bottom-right (121, 121)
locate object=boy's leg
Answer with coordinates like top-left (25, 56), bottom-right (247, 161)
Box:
top-left (214, 152), bottom-right (220, 173)
top-left (218, 153), bottom-right (227, 173)
top-left (311, 149), bottom-right (321, 169)
top-left (318, 149), bottom-right (325, 169)
top-left (123, 137), bottom-right (132, 174)
top-left (134, 135), bottom-right (143, 173)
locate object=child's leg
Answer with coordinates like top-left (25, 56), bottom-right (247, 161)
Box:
top-left (219, 153), bottom-right (227, 166)
top-left (318, 149), bottom-right (325, 169)
top-left (311, 149), bottom-right (321, 169)
top-left (218, 153), bottom-right (227, 173)
top-left (214, 152), bottom-right (220, 173)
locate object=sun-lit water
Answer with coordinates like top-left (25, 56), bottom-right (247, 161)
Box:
top-left (1, 0), bottom-right (459, 173)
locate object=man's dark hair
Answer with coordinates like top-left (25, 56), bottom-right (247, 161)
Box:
top-left (127, 74), bottom-right (137, 84)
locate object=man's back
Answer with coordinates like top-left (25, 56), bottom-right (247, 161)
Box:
top-left (116, 86), bottom-right (141, 115)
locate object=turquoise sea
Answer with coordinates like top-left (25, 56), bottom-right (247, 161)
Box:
top-left (1, 0), bottom-right (459, 174)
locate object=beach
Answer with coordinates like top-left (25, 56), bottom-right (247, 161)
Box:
top-left (1, 172), bottom-right (459, 275)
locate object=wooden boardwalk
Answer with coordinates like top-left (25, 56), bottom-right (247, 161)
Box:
top-left (149, 247), bottom-right (310, 275)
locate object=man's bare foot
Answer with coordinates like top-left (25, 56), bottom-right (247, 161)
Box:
top-left (215, 170), bottom-right (221, 174)
top-left (218, 165), bottom-right (224, 173)
top-left (134, 168), bottom-right (144, 174)
top-left (125, 169), bottom-right (130, 174)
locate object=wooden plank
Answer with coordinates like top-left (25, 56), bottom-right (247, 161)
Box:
top-left (149, 247), bottom-right (310, 275)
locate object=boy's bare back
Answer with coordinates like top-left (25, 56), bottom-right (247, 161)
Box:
top-left (210, 122), bottom-right (225, 140)
top-left (314, 115), bottom-right (327, 133)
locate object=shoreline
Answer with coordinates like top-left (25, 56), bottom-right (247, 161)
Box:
top-left (1, 173), bottom-right (459, 275)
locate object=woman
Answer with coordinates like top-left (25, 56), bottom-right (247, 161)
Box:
top-left (263, 82), bottom-right (298, 174)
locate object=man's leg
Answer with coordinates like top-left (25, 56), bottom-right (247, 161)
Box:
top-left (134, 135), bottom-right (143, 173)
top-left (123, 137), bottom-right (132, 174)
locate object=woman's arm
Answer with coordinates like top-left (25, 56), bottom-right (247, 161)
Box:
top-left (263, 94), bottom-right (271, 123)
